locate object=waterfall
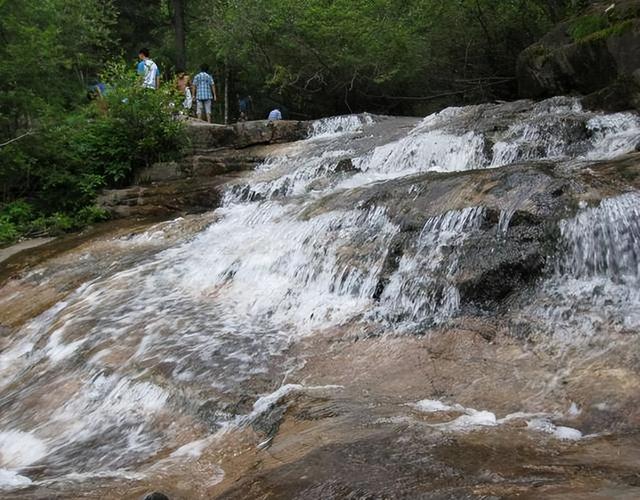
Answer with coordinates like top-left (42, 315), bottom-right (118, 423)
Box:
top-left (559, 193), bottom-right (640, 281)
top-left (519, 193), bottom-right (640, 345)
top-left (1, 97), bottom-right (640, 491)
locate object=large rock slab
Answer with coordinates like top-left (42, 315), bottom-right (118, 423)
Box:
top-left (97, 176), bottom-right (236, 217)
top-left (517, 1), bottom-right (640, 110)
top-left (187, 119), bottom-right (310, 153)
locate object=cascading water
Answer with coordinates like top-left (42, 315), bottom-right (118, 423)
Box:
top-left (1, 97), bottom-right (640, 496)
top-left (519, 192), bottom-right (640, 345)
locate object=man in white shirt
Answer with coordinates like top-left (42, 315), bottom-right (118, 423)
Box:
top-left (268, 108), bottom-right (282, 121)
top-left (138, 48), bottom-right (159, 90)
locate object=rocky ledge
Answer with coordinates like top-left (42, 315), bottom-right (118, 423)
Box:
top-left (98, 119), bottom-right (309, 217)
top-left (518, 0), bottom-right (640, 111)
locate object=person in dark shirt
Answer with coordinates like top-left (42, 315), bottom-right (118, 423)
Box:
top-left (237, 94), bottom-right (253, 122)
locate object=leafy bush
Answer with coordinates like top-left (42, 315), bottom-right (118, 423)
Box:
top-left (0, 61), bottom-right (186, 245)
top-left (0, 199), bottom-right (111, 244)
top-left (0, 218), bottom-right (19, 245)
top-left (79, 61), bottom-right (187, 185)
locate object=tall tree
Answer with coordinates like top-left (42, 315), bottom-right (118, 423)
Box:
top-left (171, 0), bottom-right (187, 71)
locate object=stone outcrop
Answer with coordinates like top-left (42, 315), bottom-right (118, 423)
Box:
top-left (97, 176), bottom-right (230, 218)
top-left (98, 119), bottom-right (309, 217)
top-left (187, 119), bottom-right (309, 152)
top-left (304, 153), bottom-right (640, 316)
top-left (517, 0), bottom-right (640, 110)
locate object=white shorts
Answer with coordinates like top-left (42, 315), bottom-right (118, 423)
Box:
top-left (197, 99), bottom-right (212, 115)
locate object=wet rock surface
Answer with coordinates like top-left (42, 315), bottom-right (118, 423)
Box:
top-left (304, 155), bottom-right (640, 317)
top-left (2, 102), bottom-right (640, 498)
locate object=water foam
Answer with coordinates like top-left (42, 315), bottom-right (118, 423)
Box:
top-left (0, 430), bottom-right (48, 468)
top-left (309, 114), bottom-right (375, 138)
top-left (0, 469), bottom-right (32, 489)
top-left (412, 399), bottom-right (582, 439)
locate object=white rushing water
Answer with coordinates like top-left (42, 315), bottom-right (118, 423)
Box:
top-left (1, 97), bottom-right (640, 490)
top-left (521, 192), bottom-right (640, 345)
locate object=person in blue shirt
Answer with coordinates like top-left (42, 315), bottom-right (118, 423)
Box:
top-left (137, 48), bottom-right (160, 90)
top-left (267, 108), bottom-right (282, 121)
top-left (191, 64), bottom-right (217, 123)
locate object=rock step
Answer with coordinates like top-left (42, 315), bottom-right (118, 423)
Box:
top-left (97, 175), bottom-right (244, 218)
top-left (99, 120), bottom-right (310, 217)
top-left (186, 119), bottom-right (310, 150)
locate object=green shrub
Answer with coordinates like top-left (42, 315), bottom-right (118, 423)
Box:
top-left (2, 200), bottom-right (34, 226)
top-left (0, 60), bottom-right (186, 244)
top-left (0, 218), bottom-right (19, 245)
top-left (79, 61), bottom-right (187, 185)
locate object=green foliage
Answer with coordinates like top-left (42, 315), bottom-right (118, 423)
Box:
top-left (577, 19), bottom-right (634, 43)
top-left (0, 0), bottom-right (117, 141)
top-left (0, 199), bottom-right (110, 244)
top-left (1, 57), bottom-right (185, 245)
top-left (188, 0), bottom-right (559, 116)
top-left (0, 219), bottom-right (19, 245)
top-left (77, 62), bottom-right (187, 185)
top-left (570, 14), bottom-right (609, 41)
top-left (0, 200), bottom-right (31, 244)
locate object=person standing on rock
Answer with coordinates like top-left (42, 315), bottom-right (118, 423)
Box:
top-left (237, 93), bottom-right (253, 121)
top-left (138, 48), bottom-right (160, 90)
top-left (191, 64), bottom-right (217, 123)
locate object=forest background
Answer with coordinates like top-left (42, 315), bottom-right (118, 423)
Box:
top-left (0, 0), bottom-right (595, 243)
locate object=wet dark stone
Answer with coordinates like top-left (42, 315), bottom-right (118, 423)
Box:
top-left (143, 493), bottom-right (170, 500)
top-left (372, 233), bottom-right (410, 301)
top-left (334, 158), bottom-right (360, 174)
top-left (583, 76), bottom-right (640, 113)
top-left (251, 400), bottom-right (288, 442)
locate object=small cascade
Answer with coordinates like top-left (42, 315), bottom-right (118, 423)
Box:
top-left (373, 207), bottom-right (485, 328)
top-left (308, 113), bottom-right (375, 138)
top-left (519, 193), bottom-right (640, 345)
top-left (559, 193), bottom-right (640, 281)
top-left (225, 149), bottom-right (355, 203)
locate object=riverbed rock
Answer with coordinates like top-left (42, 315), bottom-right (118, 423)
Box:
top-left (97, 176), bottom-right (231, 217)
top-left (101, 120), bottom-right (311, 217)
top-left (187, 119), bottom-right (310, 154)
top-left (306, 153), bottom-right (640, 316)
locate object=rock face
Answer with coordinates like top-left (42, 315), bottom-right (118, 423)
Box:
top-left (186, 119), bottom-right (309, 153)
top-left (99, 119), bottom-right (309, 217)
top-left (517, 0), bottom-right (640, 110)
top-left (97, 176), bottom-right (230, 218)
top-left (305, 154), bottom-right (640, 317)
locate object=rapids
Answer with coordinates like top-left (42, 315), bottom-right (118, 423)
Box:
top-left (1, 97), bottom-right (640, 498)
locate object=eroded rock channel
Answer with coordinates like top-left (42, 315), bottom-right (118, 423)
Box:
top-left (2, 98), bottom-right (640, 499)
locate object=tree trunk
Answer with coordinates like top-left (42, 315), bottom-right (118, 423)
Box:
top-left (224, 64), bottom-right (230, 125)
top-left (171, 0), bottom-right (187, 72)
